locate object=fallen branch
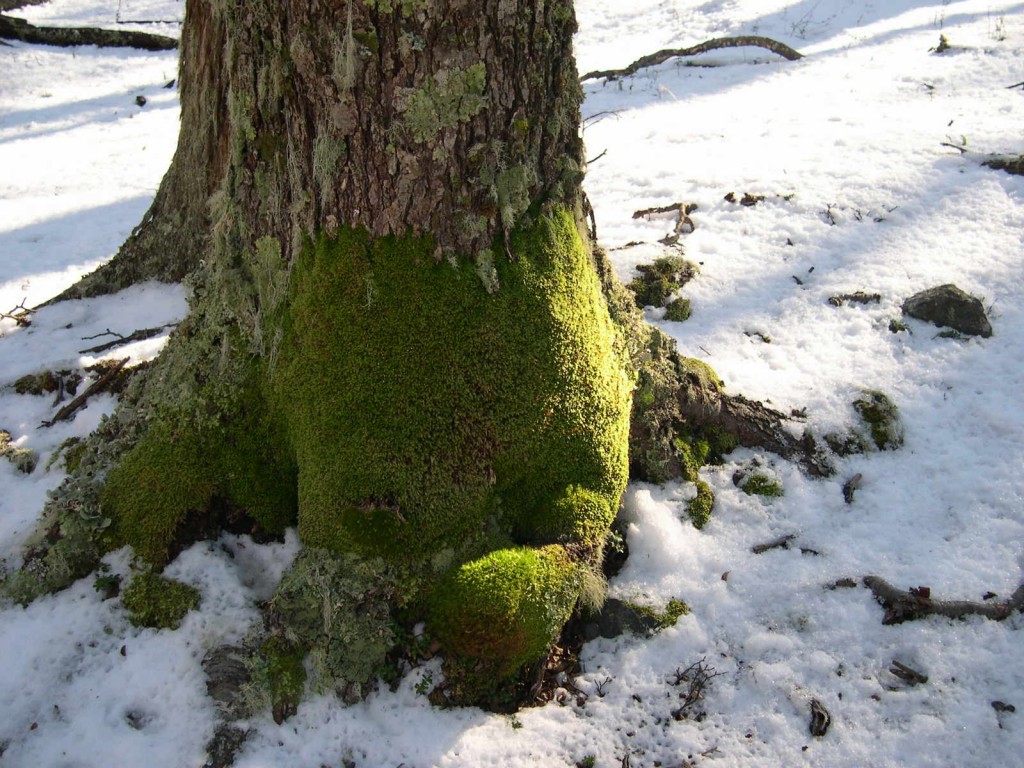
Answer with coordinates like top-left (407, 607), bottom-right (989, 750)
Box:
top-left (1008, 81), bottom-right (1024, 90)
top-left (78, 323), bottom-right (177, 354)
top-left (0, 13), bottom-right (178, 50)
top-left (42, 358), bottom-right (129, 427)
top-left (581, 36), bottom-right (804, 82)
top-left (0, 298), bottom-right (34, 327)
top-left (863, 575), bottom-right (1024, 624)
top-left (633, 202), bottom-right (697, 245)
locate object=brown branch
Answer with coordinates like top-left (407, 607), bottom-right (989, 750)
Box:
top-left (0, 14), bottom-right (178, 50)
top-left (581, 36), bottom-right (804, 82)
top-left (78, 323), bottom-right (176, 354)
top-left (0, 298), bottom-right (34, 327)
top-left (863, 575), bottom-right (1024, 624)
top-left (41, 358), bottom-right (129, 427)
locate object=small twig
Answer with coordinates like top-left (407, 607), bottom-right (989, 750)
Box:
top-left (890, 660), bottom-right (928, 686)
top-left (581, 36), bottom-right (804, 82)
top-left (587, 148), bottom-right (608, 165)
top-left (0, 298), bottom-right (35, 327)
top-left (78, 323), bottom-right (176, 354)
top-left (670, 658), bottom-right (723, 720)
top-left (583, 109), bottom-right (624, 126)
top-left (1007, 81), bottom-right (1024, 90)
top-left (829, 292), bottom-right (881, 308)
top-left (41, 358), bottom-right (129, 427)
top-left (752, 534), bottom-right (796, 554)
top-left (940, 141), bottom-right (969, 154)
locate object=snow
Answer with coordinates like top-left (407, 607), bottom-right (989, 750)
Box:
top-left (2, 1), bottom-right (1024, 766)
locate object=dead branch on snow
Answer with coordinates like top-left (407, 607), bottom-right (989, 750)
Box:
top-left (581, 36), bottom-right (804, 82)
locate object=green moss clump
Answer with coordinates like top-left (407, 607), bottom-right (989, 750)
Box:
top-left (625, 597), bottom-right (690, 630)
top-left (516, 485), bottom-right (615, 547)
top-left (741, 474), bottom-right (784, 498)
top-left (258, 636), bottom-right (307, 724)
top-left (101, 383), bottom-right (297, 565)
top-left (852, 389), bottom-right (904, 451)
top-left (121, 572), bottom-right (200, 629)
top-left (687, 480), bottom-right (715, 529)
top-left (628, 256), bottom-right (699, 308)
top-left (430, 545), bottom-right (581, 702)
top-left (664, 298), bottom-right (692, 322)
top-left (96, 206), bottom-right (631, 707)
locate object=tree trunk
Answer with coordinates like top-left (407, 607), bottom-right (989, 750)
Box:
top-left (21, 0), bottom-right (632, 711)
top-left (10, 0), bottom-right (827, 715)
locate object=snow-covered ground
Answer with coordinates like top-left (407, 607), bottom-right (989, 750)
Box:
top-left (2, 1), bottom-right (1023, 766)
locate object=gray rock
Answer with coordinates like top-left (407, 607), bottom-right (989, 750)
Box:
top-left (902, 284), bottom-right (992, 338)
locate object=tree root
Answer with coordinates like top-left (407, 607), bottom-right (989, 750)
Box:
top-left (0, 13), bottom-right (177, 50)
top-left (581, 36), bottom-right (804, 82)
top-left (679, 385), bottom-right (833, 477)
top-left (863, 575), bottom-right (1024, 624)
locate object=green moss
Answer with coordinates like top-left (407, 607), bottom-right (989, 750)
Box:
top-left (852, 389), bottom-right (904, 451)
top-left (121, 572), bottom-right (200, 629)
top-left (741, 474), bottom-right (784, 498)
top-left (677, 356), bottom-right (724, 394)
top-left (98, 206), bottom-right (629, 706)
top-left (516, 485), bottom-right (616, 547)
top-left (628, 257), bottom-right (699, 308)
top-left (429, 544), bottom-right (581, 701)
top-left (664, 298), bottom-right (691, 322)
top-left (625, 597), bottom-right (690, 630)
top-left (101, 380), bottom-right (297, 565)
top-left (272, 206), bottom-right (630, 566)
top-left (259, 636), bottom-right (307, 724)
top-left (687, 480), bottom-right (714, 529)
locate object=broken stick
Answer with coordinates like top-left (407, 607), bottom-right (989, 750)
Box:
top-left (42, 358), bottom-right (129, 427)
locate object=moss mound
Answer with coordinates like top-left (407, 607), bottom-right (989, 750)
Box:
top-left (121, 572), bottom-right (200, 629)
top-left (430, 544), bottom-right (581, 702)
